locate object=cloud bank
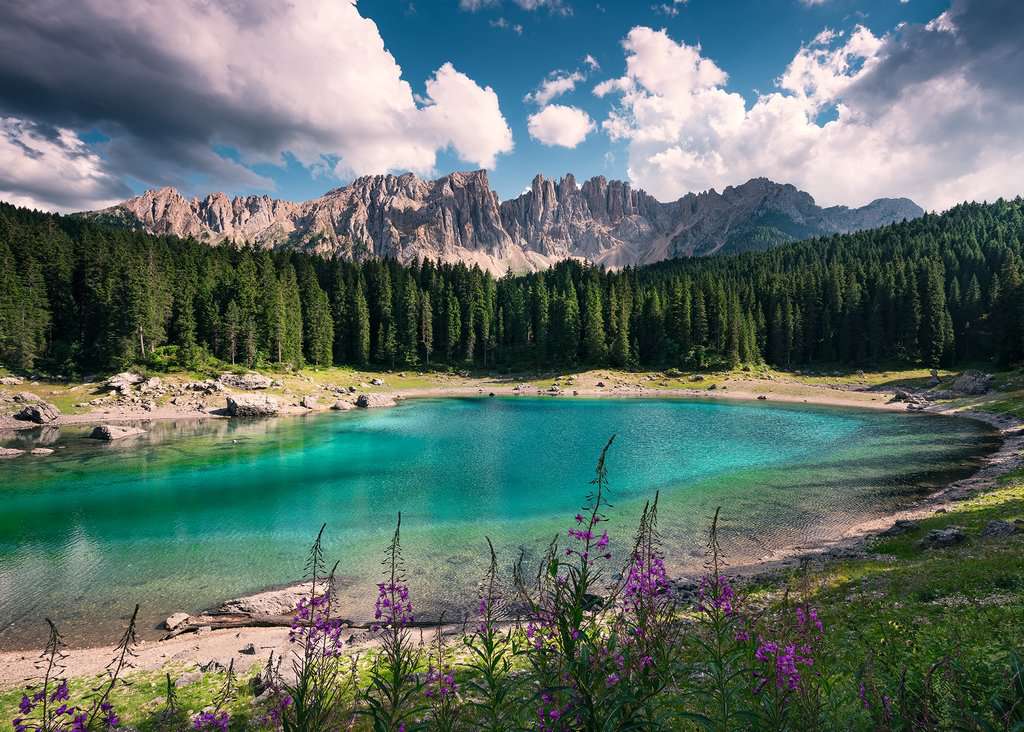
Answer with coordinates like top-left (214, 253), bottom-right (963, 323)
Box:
top-left (597, 0), bottom-right (1024, 209)
top-left (0, 0), bottom-right (513, 210)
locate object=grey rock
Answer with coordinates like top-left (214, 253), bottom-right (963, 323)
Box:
top-left (300, 395), bottom-right (318, 409)
top-left (879, 519), bottom-right (919, 537)
top-left (981, 519), bottom-right (1018, 538)
top-left (370, 378), bottom-right (385, 386)
top-left (219, 372), bottom-right (273, 390)
top-left (952, 370), bottom-right (993, 396)
top-left (226, 394), bottom-right (279, 417)
top-left (174, 671), bottom-right (203, 687)
top-left (104, 372), bottom-right (145, 391)
top-left (89, 424), bottom-right (146, 440)
top-left (331, 400), bottom-right (354, 411)
top-left (355, 393), bottom-right (396, 409)
top-left (0, 376), bottom-right (23, 385)
top-left (918, 526), bottom-right (967, 549)
top-left (164, 612), bottom-right (191, 631)
top-left (15, 400), bottom-right (61, 424)
top-left (239, 643), bottom-right (257, 655)
top-left (217, 582), bottom-right (313, 616)
top-left (0, 447), bottom-right (25, 458)
top-left (29, 447), bottom-right (54, 456)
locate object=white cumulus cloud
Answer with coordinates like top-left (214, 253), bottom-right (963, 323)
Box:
top-left (527, 104), bottom-right (595, 148)
top-left (596, 3), bottom-right (1024, 209)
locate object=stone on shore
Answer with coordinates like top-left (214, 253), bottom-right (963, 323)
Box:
top-left (0, 376), bottom-right (23, 385)
top-left (355, 393), bottom-right (396, 408)
top-left (89, 424), bottom-right (146, 441)
top-left (879, 519), bottom-right (919, 537)
top-left (331, 400), bottom-right (355, 411)
top-left (164, 612), bottom-right (191, 631)
top-left (917, 526), bottom-right (967, 549)
top-left (952, 370), bottom-right (993, 396)
top-left (981, 519), bottom-right (1018, 538)
top-left (216, 582), bottom-right (313, 616)
top-left (218, 372), bottom-right (273, 390)
top-left (226, 394), bottom-right (279, 417)
top-left (30, 447), bottom-right (54, 456)
top-left (300, 394), bottom-right (318, 409)
top-left (14, 400), bottom-right (61, 424)
top-left (104, 372), bottom-right (145, 391)
top-left (0, 447), bottom-right (24, 458)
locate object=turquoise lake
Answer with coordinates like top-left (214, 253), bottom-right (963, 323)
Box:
top-left (0, 397), bottom-right (1000, 649)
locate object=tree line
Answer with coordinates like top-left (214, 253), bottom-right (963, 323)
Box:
top-left (1, 197), bottom-right (1023, 375)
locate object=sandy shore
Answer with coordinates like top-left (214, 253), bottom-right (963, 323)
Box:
top-left (0, 374), bottom-right (1014, 688)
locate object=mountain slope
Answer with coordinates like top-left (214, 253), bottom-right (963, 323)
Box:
top-left (79, 172), bottom-right (923, 273)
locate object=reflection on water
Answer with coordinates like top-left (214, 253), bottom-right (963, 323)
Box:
top-left (0, 398), bottom-right (1000, 650)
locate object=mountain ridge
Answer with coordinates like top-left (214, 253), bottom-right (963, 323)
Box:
top-left (78, 171), bottom-right (923, 273)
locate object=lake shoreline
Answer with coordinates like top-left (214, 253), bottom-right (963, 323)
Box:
top-left (0, 375), bottom-right (1016, 687)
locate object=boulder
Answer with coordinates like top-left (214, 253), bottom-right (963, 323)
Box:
top-left (104, 372), bottom-right (145, 391)
top-left (370, 378), bottom-right (385, 386)
top-left (226, 394), bottom-right (279, 417)
top-left (239, 643), bottom-right (257, 655)
top-left (331, 400), bottom-right (354, 411)
top-left (879, 519), bottom-right (919, 537)
top-left (218, 372), bottom-right (273, 390)
top-left (89, 424), bottom-right (146, 441)
top-left (300, 395), bottom-right (318, 409)
top-left (0, 376), bottom-right (23, 386)
top-left (355, 393), bottom-right (396, 409)
top-left (217, 582), bottom-right (313, 616)
top-left (917, 526), bottom-right (967, 549)
top-left (163, 612), bottom-right (191, 631)
top-left (981, 519), bottom-right (1018, 539)
top-left (0, 448), bottom-right (24, 459)
top-left (952, 370), bottom-right (993, 396)
top-left (14, 400), bottom-right (61, 424)
top-left (29, 448), bottom-right (54, 456)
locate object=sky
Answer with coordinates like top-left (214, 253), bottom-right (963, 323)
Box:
top-left (0, 0), bottom-right (1021, 213)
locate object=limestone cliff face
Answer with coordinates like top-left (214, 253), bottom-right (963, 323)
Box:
top-left (81, 172), bottom-right (923, 273)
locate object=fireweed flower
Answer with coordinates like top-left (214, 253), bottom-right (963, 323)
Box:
top-left (424, 666), bottom-right (458, 700)
top-left (372, 579), bottom-right (414, 630)
top-left (697, 574), bottom-right (736, 615)
top-left (192, 709), bottom-right (230, 731)
top-left (289, 591), bottom-right (346, 654)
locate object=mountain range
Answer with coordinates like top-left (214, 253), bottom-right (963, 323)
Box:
top-left (79, 171), bottom-right (923, 273)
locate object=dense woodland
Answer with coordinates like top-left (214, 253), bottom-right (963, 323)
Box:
top-left (1, 198), bottom-right (1023, 376)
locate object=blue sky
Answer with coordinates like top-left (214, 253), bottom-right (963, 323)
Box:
top-left (0, 0), bottom-right (1019, 212)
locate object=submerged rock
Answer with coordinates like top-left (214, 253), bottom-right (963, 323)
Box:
top-left (355, 393), bottom-right (396, 408)
top-left (219, 372), bottom-right (273, 390)
top-left (917, 526), bottom-right (967, 549)
top-left (226, 394), bottom-right (279, 417)
top-left (89, 424), bottom-right (146, 441)
top-left (0, 447), bottom-right (24, 458)
top-left (30, 447), bottom-right (54, 456)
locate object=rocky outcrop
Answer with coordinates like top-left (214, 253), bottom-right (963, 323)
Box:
top-left (226, 394), bottom-right (279, 417)
top-left (952, 370), bottom-right (993, 396)
top-left (14, 400), bottom-right (61, 424)
top-left (918, 526), bottom-right (967, 549)
top-left (355, 393), bottom-right (397, 408)
top-left (104, 372), bottom-right (145, 391)
top-left (80, 174), bottom-right (923, 273)
top-left (218, 372), bottom-right (273, 390)
top-left (89, 424), bottom-right (146, 441)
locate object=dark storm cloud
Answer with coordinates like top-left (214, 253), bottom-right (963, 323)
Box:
top-left (0, 1), bottom-right (290, 190)
top-left (847, 0), bottom-right (1024, 110)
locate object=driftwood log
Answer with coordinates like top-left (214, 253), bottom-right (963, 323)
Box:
top-left (160, 611), bottom-right (471, 640)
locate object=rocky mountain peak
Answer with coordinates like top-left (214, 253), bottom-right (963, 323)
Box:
top-left (79, 173), bottom-right (923, 273)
